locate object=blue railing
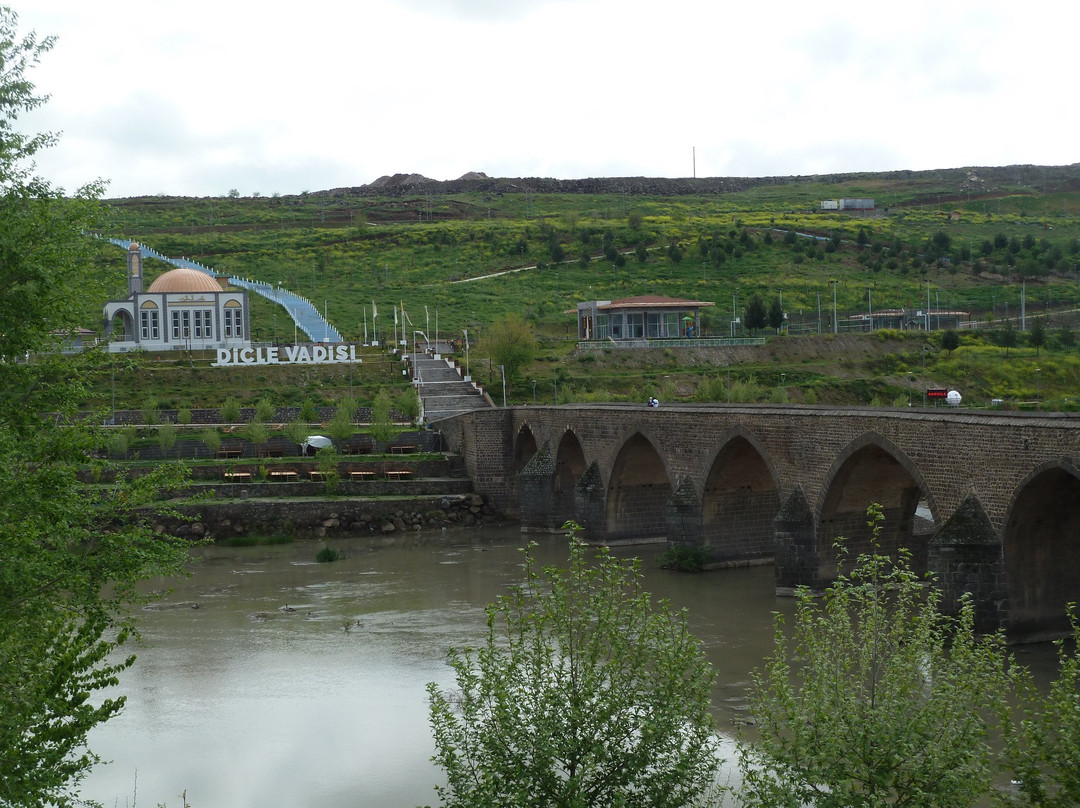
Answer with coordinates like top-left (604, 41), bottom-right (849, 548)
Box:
top-left (104, 238), bottom-right (342, 342)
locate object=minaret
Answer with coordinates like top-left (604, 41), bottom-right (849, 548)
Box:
top-left (127, 242), bottom-right (143, 295)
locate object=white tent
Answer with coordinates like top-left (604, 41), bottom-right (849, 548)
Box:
top-left (301, 435), bottom-right (333, 455)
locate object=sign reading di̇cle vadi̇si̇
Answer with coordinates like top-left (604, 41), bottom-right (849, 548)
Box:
top-left (213, 344), bottom-right (361, 366)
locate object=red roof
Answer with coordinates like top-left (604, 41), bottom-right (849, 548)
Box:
top-left (598, 295), bottom-right (714, 310)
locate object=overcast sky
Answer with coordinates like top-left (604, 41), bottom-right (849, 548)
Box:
top-left (18, 0), bottom-right (1079, 199)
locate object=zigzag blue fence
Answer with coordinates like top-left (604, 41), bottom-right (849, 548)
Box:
top-left (105, 238), bottom-right (342, 342)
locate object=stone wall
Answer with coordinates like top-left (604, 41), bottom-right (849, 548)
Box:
top-left (152, 494), bottom-right (498, 542)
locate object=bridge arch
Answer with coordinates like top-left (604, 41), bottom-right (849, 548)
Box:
top-left (701, 427), bottom-right (781, 561)
top-left (817, 432), bottom-right (934, 578)
top-left (606, 431), bottom-right (673, 542)
top-left (513, 422), bottom-right (538, 474)
top-left (1003, 458), bottom-right (1080, 642)
top-left (554, 429), bottom-right (587, 521)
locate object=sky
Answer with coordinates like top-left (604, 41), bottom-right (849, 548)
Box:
top-left (17, 0), bottom-right (1080, 199)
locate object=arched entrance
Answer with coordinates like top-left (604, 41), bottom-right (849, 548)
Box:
top-left (606, 433), bottom-right (672, 542)
top-left (514, 424), bottom-right (538, 473)
top-left (818, 439), bottom-right (927, 580)
top-left (554, 430), bottom-right (587, 524)
top-left (702, 435), bottom-right (779, 561)
top-left (1004, 465), bottom-right (1080, 642)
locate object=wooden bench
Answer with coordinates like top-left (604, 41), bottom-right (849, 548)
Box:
top-left (258, 447), bottom-right (285, 458)
top-left (385, 469), bottom-right (413, 480)
top-left (390, 444), bottom-right (418, 454)
top-left (268, 470), bottom-right (298, 482)
top-left (223, 471), bottom-right (252, 482)
top-left (349, 470), bottom-right (377, 481)
top-left (217, 448), bottom-right (242, 459)
top-left (308, 470), bottom-right (326, 481)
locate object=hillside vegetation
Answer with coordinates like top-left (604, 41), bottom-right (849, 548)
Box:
top-left (80, 164), bottom-right (1080, 411)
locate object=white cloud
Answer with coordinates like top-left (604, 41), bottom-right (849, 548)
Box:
top-left (16, 0), bottom-right (1080, 197)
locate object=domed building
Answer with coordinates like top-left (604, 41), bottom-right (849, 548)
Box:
top-left (103, 243), bottom-right (250, 353)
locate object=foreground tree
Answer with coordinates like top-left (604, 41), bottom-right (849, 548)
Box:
top-left (738, 504), bottom-right (1011, 808)
top-left (999, 608), bottom-right (1080, 808)
top-left (428, 526), bottom-right (721, 808)
top-left (0, 9), bottom-right (194, 805)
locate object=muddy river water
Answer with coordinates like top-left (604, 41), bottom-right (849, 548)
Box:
top-left (80, 527), bottom-right (1054, 808)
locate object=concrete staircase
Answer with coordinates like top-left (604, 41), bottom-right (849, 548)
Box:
top-left (408, 349), bottom-right (492, 422)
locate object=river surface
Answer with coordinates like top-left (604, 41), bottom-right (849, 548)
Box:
top-left (79, 527), bottom-right (1055, 808)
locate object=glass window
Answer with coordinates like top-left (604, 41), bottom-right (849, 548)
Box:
top-left (140, 310), bottom-right (159, 340)
top-left (595, 313), bottom-right (609, 340)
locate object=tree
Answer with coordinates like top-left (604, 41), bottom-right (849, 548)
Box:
top-left (428, 526), bottom-right (721, 808)
top-left (738, 505), bottom-right (1010, 808)
top-left (219, 396), bottom-right (242, 424)
top-left (1028, 319), bottom-right (1047, 356)
top-left (253, 397), bottom-right (276, 423)
top-left (998, 321), bottom-right (1019, 357)
top-left (0, 11), bottom-right (194, 803)
top-left (487, 313), bottom-right (536, 395)
top-left (941, 328), bottom-right (961, 355)
top-left (767, 297), bottom-right (784, 333)
top-left (744, 294), bottom-right (767, 334)
top-left (326, 406), bottom-right (356, 446)
top-left (1058, 325), bottom-right (1076, 352)
top-left (1000, 608), bottom-right (1080, 808)
top-left (368, 388), bottom-right (396, 450)
top-left (396, 388), bottom-right (420, 425)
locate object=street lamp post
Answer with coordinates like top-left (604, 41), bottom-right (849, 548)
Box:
top-left (1036, 367), bottom-right (1041, 409)
top-left (831, 280), bottom-right (839, 334)
top-left (531, 379), bottom-right (537, 404)
top-left (462, 329), bottom-right (470, 381)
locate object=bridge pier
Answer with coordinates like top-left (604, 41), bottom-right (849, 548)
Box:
top-left (520, 444), bottom-right (562, 532)
top-left (665, 477), bottom-right (704, 547)
top-left (927, 494), bottom-right (1007, 633)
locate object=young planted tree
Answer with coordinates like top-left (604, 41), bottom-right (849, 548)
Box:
top-left (368, 388), bottom-right (396, 451)
top-left (942, 328), bottom-right (961, 355)
top-left (253, 397), bottom-right (276, 424)
top-left (487, 313), bottom-right (537, 397)
top-left (738, 504), bottom-right (1011, 808)
top-left (156, 420), bottom-right (177, 458)
top-left (284, 418), bottom-right (309, 450)
top-left (428, 526), bottom-right (721, 808)
top-left (744, 294), bottom-right (767, 334)
top-left (327, 406), bottom-right (356, 447)
top-left (1028, 319), bottom-right (1047, 356)
top-left (219, 396), bottom-right (242, 424)
top-left (396, 388), bottom-right (420, 426)
top-left (767, 297), bottom-right (785, 333)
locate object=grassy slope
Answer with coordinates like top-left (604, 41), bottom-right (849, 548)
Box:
top-left (82, 166), bottom-right (1080, 411)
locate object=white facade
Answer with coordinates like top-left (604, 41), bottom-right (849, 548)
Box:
top-left (103, 244), bottom-right (250, 353)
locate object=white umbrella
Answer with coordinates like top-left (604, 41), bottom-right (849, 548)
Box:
top-left (301, 435), bottom-right (333, 455)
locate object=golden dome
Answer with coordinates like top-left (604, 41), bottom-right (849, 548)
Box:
top-left (146, 267), bottom-right (222, 294)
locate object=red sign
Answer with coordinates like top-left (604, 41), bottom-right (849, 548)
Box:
top-left (926, 388), bottom-right (948, 399)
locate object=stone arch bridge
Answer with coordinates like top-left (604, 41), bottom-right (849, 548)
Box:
top-left (435, 404), bottom-right (1080, 644)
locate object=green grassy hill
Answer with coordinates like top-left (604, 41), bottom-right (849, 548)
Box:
top-left (80, 165), bottom-right (1080, 411)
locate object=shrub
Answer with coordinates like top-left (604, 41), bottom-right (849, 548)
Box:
top-left (220, 397), bottom-right (242, 424)
top-left (658, 543), bottom-right (711, 572)
top-left (315, 546), bottom-right (341, 563)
